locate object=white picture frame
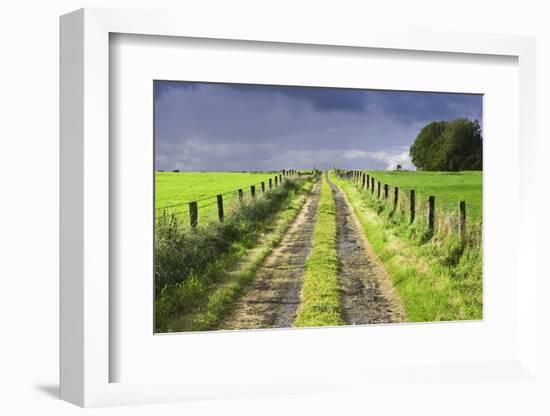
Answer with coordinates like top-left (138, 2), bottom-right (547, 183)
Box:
top-left (60, 7), bottom-right (538, 408)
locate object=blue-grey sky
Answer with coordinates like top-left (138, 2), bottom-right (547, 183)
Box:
top-left (154, 81), bottom-right (482, 171)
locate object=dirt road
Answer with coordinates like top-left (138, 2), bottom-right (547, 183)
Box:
top-left (219, 180), bottom-right (322, 330)
top-left (327, 175), bottom-right (405, 325)
top-left (220, 173), bottom-right (404, 330)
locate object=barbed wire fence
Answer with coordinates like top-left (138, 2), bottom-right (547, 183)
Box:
top-left (334, 168), bottom-right (480, 246)
top-left (155, 169), bottom-right (312, 228)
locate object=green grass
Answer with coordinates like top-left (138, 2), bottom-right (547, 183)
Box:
top-left (364, 170), bottom-right (482, 221)
top-left (294, 173), bottom-right (343, 327)
top-left (331, 171), bottom-right (482, 322)
top-left (155, 176), bottom-right (318, 332)
top-left (156, 171), bottom-right (281, 221)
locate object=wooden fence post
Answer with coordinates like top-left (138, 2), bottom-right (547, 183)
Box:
top-left (428, 196), bottom-right (435, 231)
top-left (362, 173), bottom-right (366, 188)
top-left (393, 187), bottom-right (399, 210)
top-left (410, 190), bottom-right (415, 223)
top-left (279, 174), bottom-right (282, 183)
top-left (189, 201), bottom-right (198, 228)
top-left (274, 176), bottom-right (278, 187)
top-left (366, 174), bottom-right (370, 189)
top-left (250, 185), bottom-right (256, 199)
top-left (459, 201), bottom-right (466, 241)
top-left (217, 194), bottom-right (224, 222)
top-left (269, 178), bottom-right (272, 189)
top-left (371, 177), bottom-right (375, 194)
top-left (238, 189), bottom-right (243, 202)
top-left (384, 184), bottom-right (389, 199)
top-left (377, 181), bottom-right (381, 198)
top-left (261, 181), bottom-right (265, 193)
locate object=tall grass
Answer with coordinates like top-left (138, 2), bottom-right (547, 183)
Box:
top-left (155, 176), bottom-right (317, 331)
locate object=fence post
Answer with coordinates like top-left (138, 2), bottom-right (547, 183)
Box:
top-left (410, 190), bottom-right (415, 223)
top-left (261, 181), bottom-right (265, 193)
top-left (250, 185), bottom-right (256, 199)
top-left (217, 194), bottom-right (224, 222)
top-left (393, 187), bottom-right (399, 210)
top-left (366, 174), bottom-right (370, 190)
top-left (459, 201), bottom-right (466, 241)
top-left (377, 181), bottom-right (381, 198)
top-left (362, 173), bottom-right (366, 188)
top-left (371, 177), bottom-right (375, 194)
top-left (274, 176), bottom-right (278, 187)
top-left (279, 173), bottom-right (282, 183)
top-left (384, 184), bottom-right (389, 199)
top-left (269, 178), bottom-right (272, 189)
top-left (189, 201), bottom-right (198, 228)
top-left (428, 196), bottom-right (435, 232)
top-left (238, 189), bottom-right (243, 202)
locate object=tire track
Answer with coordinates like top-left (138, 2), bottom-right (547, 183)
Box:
top-left (327, 175), bottom-right (405, 325)
top-left (219, 180), bottom-right (322, 330)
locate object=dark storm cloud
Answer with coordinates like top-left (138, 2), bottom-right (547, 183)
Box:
top-left (154, 80), bottom-right (198, 101)
top-left (154, 81), bottom-right (482, 171)
top-left (225, 83), bottom-right (368, 113)
top-left (365, 90), bottom-right (482, 123)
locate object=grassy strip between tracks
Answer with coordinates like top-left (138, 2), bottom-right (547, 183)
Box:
top-left (294, 173), bottom-right (343, 327)
top-left (330, 171), bottom-right (482, 322)
top-left (155, 176), bottom-right (318, 332)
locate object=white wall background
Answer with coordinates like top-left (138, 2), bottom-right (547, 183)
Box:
top-left (0, 1), bottom-right (548, 415)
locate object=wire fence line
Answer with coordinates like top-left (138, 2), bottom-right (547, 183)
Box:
top-left (156, 169), bottom-right (309, 227)
top-left (334, 168), bottom-right (480, 245)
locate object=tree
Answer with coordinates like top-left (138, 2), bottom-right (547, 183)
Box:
top-left (410, 119), bottom-right (482, 171)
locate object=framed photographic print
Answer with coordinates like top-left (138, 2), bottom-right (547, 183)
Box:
top-left (152, 80), bottom-right (482, 334)
top-left (60, 7), bottom-right (539, 409)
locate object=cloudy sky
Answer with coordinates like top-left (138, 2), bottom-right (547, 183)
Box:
top-left (154, 81), bottom-right (482, 171)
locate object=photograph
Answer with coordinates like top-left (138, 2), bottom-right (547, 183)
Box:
top-left (153, 80), bottom-right (483, 333)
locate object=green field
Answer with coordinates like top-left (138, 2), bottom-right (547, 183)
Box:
top-left (156, 171), bottom-right (280, 221)
top-left (155, 168), bottom-right (483, 330)
top-left (365, 171), bottom-right (482, 222)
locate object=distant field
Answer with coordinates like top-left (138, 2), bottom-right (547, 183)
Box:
top-left (155, 171), bottom-right (279, 221)
top-left (365, 171), bottom-right (482, 221)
